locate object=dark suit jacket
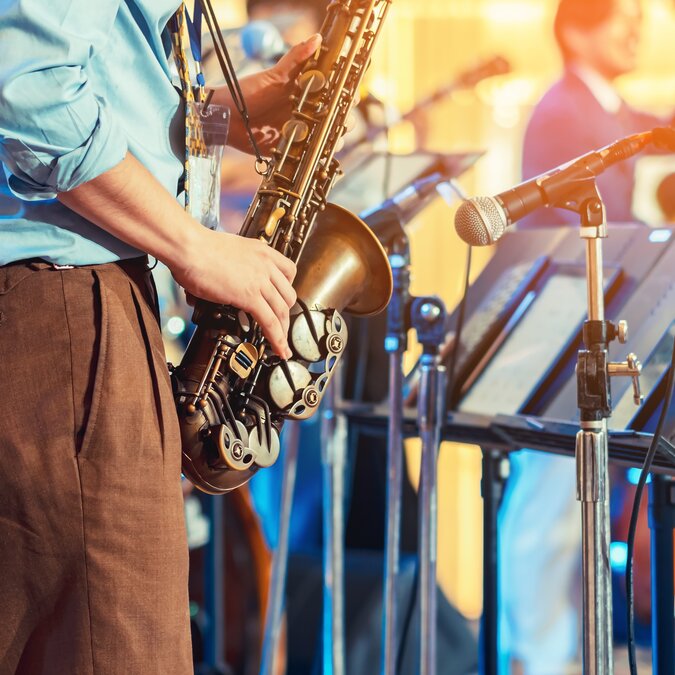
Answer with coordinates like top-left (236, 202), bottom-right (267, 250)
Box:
top-left (520, 70), bottom-right (661, 227)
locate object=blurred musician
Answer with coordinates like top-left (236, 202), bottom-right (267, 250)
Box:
top-left (521, 0), bottom-right (670, 228)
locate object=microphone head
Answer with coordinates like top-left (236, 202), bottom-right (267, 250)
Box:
top-left (653, 127), bottom-right (675, 152)
top-left (240, 20), bottom-right (286, 62)
top-left (454, 196), bottom-right (509, 246)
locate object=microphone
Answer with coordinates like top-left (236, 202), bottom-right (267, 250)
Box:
top-left (361, 173), bottom-right (454, 247)
top-left (653, 126), bottom-right (675, 152)
top-left (455, 131), bottom-right (654, 246)
top-left (240, 20), bottom-right (287, 63)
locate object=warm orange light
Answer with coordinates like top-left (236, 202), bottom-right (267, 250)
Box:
top-left (480, 1), bottom-right (546, 24)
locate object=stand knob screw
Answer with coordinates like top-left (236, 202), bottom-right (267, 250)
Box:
top-left (608, 352), bottom-right (643, 406)
top-left (617, 320), bottom-right (628, 344)
top-left (420, 302), bottom-right (441, 323)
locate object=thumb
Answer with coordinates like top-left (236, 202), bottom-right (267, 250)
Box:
top-left (275, 33), bottom-right (322, 75)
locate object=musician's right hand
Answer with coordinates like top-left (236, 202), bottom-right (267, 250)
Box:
top-left (172, 228), bottom-right (297, 360)
top-left (56, 152), bottom-right (296, 358)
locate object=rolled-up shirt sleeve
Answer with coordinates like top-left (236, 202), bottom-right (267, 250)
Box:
top-left (0, 0), bottom-right (128, 200)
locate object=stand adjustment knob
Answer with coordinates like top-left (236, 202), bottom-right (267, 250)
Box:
top-left (420, 302), bottom-right (442, 323)
top-left (617, 319), bottom-right (628, 344)
top-left (608, 352), bottom-right (643, 406)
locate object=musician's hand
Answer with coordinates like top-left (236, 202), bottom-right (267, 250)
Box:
top-left (216, 33), bottom-right (322, 155)
top-left (173, 228), bottom-right (297, 359)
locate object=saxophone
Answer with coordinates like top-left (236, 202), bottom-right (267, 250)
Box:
top-left (172, 0), bottom-right (393, 494)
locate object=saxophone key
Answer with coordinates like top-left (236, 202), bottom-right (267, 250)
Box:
top-left (264, 206), bottom-right (287, 238)
top-left (297, 69), bottom-right (326, 93)
top-left (281, 119), bottom-right (310, 144)
top-left (290, 309), bottom-right (329, 362)
top-left (216, 421), bottom-right (254, 471)
top-left (248, 425), bottom-right (281, 469)
top-left (268, 360), bottom-right (312, 410)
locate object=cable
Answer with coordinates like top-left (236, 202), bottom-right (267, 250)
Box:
top-left (625, 334), bottom-right (675, 674)
top-left (446, 178), bottom-right (473, 400)
top-left (197, 0), bottom-right (267, 169)
top-left (447, 242), bottom-right (472, 397)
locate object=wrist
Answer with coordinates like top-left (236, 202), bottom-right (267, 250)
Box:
top-left (159, 213), bottom-right (205, 279)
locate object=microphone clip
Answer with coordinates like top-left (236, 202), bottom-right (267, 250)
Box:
top-left (542, 169), bottom-right (607, 237)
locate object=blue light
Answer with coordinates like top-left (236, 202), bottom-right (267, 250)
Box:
top-left (649, 229), bottom-right (672, 244)
top-left (384, 336), bottom-right (400, 352)
top-left (166, 315), bottom-right (186, 336)
top-left (610, 541), bottom-right (628, 572)
top-left (626, 468), bottom-right (651, 485)
top-left (388, 253), bottom-right (406, 269)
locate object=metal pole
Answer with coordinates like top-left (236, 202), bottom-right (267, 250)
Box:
top-left (204, 494), bottom-right (226, 672)
top-left (321, 366), bottom-right (347, 675)
top-left (409, 295), bottom-right (449, 675)
top-left (480, 449), bottom-right (509, 675)
top-left (577, 232), bottom-right (613, 675)
top-left (576, 419), bottom-right (613, 674)
top-left (259, 421), bottom-right (301, 675)
top-left (648, 474), bottom-right (675, 674)
top-left (382, 246), bottom-right (410, 675)
top-left (382, 347), bottom-right (405, 675)
top-left (417, 349), bottom-right (446, 675)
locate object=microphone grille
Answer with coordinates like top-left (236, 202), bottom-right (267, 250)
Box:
top-left (454, 196), bottom-right (508, 246)
top-left (653, 126), bottom-right (675, 152)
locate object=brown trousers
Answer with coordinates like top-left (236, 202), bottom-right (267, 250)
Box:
top-left (0, 259), bottom-right (192, 674)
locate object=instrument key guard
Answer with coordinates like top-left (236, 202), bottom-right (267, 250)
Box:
top-left (267, 306), bottom-right (347, 420)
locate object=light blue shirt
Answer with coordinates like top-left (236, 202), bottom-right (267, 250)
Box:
top-left (0, 0), bottom-right (184, 265)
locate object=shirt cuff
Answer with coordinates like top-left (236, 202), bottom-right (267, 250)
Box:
top-left (2, 96), bottom-right (128, 201)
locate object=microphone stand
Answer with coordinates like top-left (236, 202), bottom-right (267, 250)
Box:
top-left (564, 176), bottom-right (642, 675)
top-left (381, 231), bottom-right (410, 675)
top-left (411, 296), bottom-right (448, 675)
top-left (377, 213), bottom-right (448, 675)
top-left (202, 494), bottom-right (228, 674)
top-left (321, 362), bottom-right (347, 675)
top-left (259, 421), bottom-right (301, 675)
top-left (648, 475), bottom-right (675, 674)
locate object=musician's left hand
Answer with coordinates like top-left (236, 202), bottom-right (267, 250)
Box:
top-left (215, 33), bottom-right (322, 156)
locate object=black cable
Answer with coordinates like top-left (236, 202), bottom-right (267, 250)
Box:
top-left (625, 335), bottom-right (675, 674)
top-left (447, 242), bottom-right (472, 395)
top-left (197, 0), bottom-right (267, 166)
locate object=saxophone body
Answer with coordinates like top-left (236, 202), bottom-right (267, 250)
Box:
top-left (172, 0), bottom-right (393, 494)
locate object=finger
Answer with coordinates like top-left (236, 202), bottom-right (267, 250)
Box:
top-left (270, 266), bottom-right (297, 309)
top-left (262, 282), bottom-right (291, 338)
top-left (276, 33), bottom-right (322, 74)
top-left (267, 247), bottom-right (297, 283)
top-left (251, 297), bottom-right (291, 359)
